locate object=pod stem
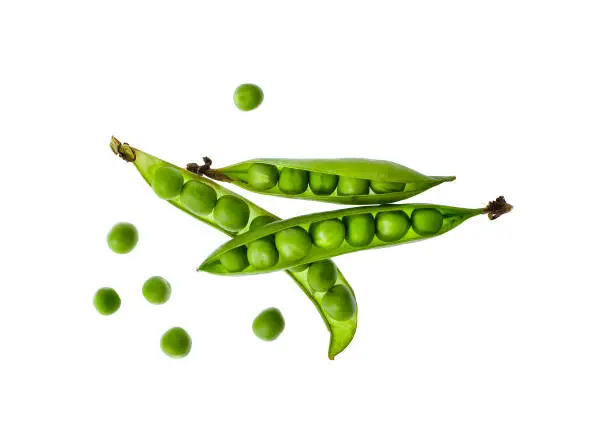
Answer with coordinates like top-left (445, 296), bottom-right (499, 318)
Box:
top-left (186, 157), bottom-right (232, 182)
top-left (109, 136), bottom-right (136, 162)
top-left (482, 196), bottom-right (513, 220)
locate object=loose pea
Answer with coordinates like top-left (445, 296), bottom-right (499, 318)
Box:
top-left (249, 215), bottom-right (277, 231)
top-left (252, 308), bottom-right (285, 341)
top-left (233, 83), bottom-right (264, 111)
top-left (220, 246), bottom-right (249, 272)
top-left (142, 276), bottom-right (172, 305)
top-left (309, 219), bottom-right (346, 250)
top-left (322, 285), bottom-right (356, 321)
top-left (278, 168), bottom-right (309, 195)
top-left (370, 180), bottom-right (405, 194)
top-left (180, 180), bottom-right (217, 216)
top-left (93, 287), bottom-right (121, 315)
top-left (213, 195), bottom-right (250, 231)
top-left (337, 177), bottom-right (370, 196)
top-left (307, 260), bottom-right (338, 292)
top-left (107, 222), bottom-right (138, 254)
top-left (309, 172), bottom-right (339, 195)
top-left (275, 227), bottom-right (312, 262)
top-left (160, 327), bottom-right (192, 358)
top-left (247, 239), bottom-right (279, 269)
top-left (411, 208), bottom-right (444, 236)
top-left (152, 166), bottom-right (184, 199)
top-left (375, 211), bottom-right (410, 242)
top-left (248, 163), bottom-right (279, 190)
top-left (343, 214), bottom-right (375, 247)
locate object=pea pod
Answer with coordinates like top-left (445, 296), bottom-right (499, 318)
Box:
top-left (199, 197), bottom-right (512, 275)
top-left (188, 157), bottom-right (455, 205)
top-left (109, 137), bottom-right (357, 360)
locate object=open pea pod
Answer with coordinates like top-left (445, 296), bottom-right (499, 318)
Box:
top-left (199, 197), bottom-right (512, 275)
top-left (109, 137), bottom-right (357, 360)
top-left (189, 157), bottom-right (455, 205)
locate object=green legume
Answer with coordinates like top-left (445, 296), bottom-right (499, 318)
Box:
top-left (248, 163), bottom-right (279, 190)
top-left (337, 177), bottom-right (370, 196)
top-left (309, 172), bottom-right (339, 195)
top-left (309, 219), bottom-right (346, 250)
top-left (247, 239), bottom-right (279, 269)
top-left (153, 166), bottom-right (184, 199)
top-left (343, 214), bottom-right (375, 247)
top-left (278, 168), bottom-right (309, 194)
top-left (289, 264), bottom-right (309, 273)
top-left (107, 222), bottom-right (138, 254)
top-left (411, 208), bottom-right (444, 236)
top-left (370, 180), bottom-right (405, 194)
top-left (233, 83), bottom-right (264, 111)
top-left (307, 260), bottom-right (337, 292)
top-left (213, 195), bottom-right (250, 231)
top-left (160, 327), bottom-right (192, 358)
top-left (375, 211), bottom-right (410, 242)
top-left (249, 215), bottom-right (277, 231)
top-left (179, 180), bottom-right (217, 216)
top-left (220, 246), bottom-right (249, 272)
top-left (93, 287), bottom-right (121, 315)
top-left (322, 285), bottom-right (356, 321)
top-left (142, 276), bottom-right (171, 305)
top-left (275, 227), bottom-right (312, 262)
top-left (252, 308), bottom-right (285, 341)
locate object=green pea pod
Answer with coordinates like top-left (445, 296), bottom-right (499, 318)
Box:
top-left (199, 197), bottom-right (512, 275)
top-left (188, 157), bottom-right (455, 205)
top-left (109, 137), bottom-right (357, 360)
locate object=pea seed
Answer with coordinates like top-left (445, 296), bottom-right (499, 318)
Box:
top-left (275, 227), bottom-right (312, 262)
top-left (337, 177), bottom-right (370, 196)
top-left (248, 163), bottom-right (279, 190)
top-left (152, 166), bottom-right (184, 199)
top-left (249, 215), bottom-right (277, 231)
top-left (252, 308), bottom-right (285, 341)
top-left (307, 260), bottom-right (337, 292)
top-left (278, 168), bottom-right (309, 194)
top-left (233, 83), bottom-right (264, 111)
top-left (370, 180), bottom-right (405, 194)
top-left (160, 327), bottom-right (192, 358)
top-left (93, 287), bottom-right (121, 315)
top-left (343, 214), bottom-right (375, 247)
top-left (107, 222), bottom-right (138, 254)
top-left (180, 180), bottom-right (217, 216)
top-left (247, 239), bottom-right (279, 269)
top-left (309, 172), bottom-right (339, 195)
top-left (220, 246), bottom-right (249, 272)
top-left (289, 264), bottom-right (309, 273)
top-left (322, 285), bottom-right (356, 321)
top-left (375, 211), bottom-right (410, 242)
top-left (309, 219), bottom-right (345, 250)
top-left (411, 208), bottom-right (444, 236)
top-left (213, 196), bottom-right (250, 231)
top-left (142, 276), bottom-right (171, 305)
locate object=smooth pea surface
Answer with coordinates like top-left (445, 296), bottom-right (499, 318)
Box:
top-left (309, 172), bottom-right (339, 195)
top-left (322, 285), bottom-right (356, 321)
top-left (278, 168), bottom-right (309, 194)
top-left (249, 215), bottom-right (277, 231)
top-left (309, 219), bottom-right (346, 250)
top-left (107, 222), bottom-right (138, 254)
top-left (370, 180), bottom-right (405, 194)
top-left (252, 308), bottom-right (285, 341)
top-left (142, 276), bottom-right (172, 305)
top-left (248, 163), bottom-right (279, 190)
top-left (343, 214), bottom-right (375, 247)
top-left (220, 246), bottom-right (249, 272)
top-left (337, 177), bottom-right (370, 196)
top-left (153, 166), bottom-right (184, 199)
top-left (247, 239), bottom-right (279, 269)
top-left (411, 208), bottom-right (444, 236)
top-left (275, 227), bottom-right (312, 261)
top-left (307, 260), bottom-right (338, 292)
top-left (213, 196), bottom-right (250, 231)
top-left (160, 327), bottom-right (192, 358)
top-left (93, 287), bottom-right (121, 315)
top-left (375, 211), bottom-right (410, 242)
top-left (233, 83), bottom-right (264, 111)
top-left (180, 180), bottom-right (217, 215)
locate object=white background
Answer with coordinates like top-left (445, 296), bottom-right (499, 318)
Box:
top-left (1, 1), bottom-right (611, 446)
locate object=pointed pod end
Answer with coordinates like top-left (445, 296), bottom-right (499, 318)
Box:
top-left (483, 196), bottom-right (513, 220)
top-left (432, 175), bottom-right (457, 184)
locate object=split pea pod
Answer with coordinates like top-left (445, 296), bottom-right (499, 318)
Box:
top-left (188, 158), bottom-right (455, 205)
top-left (109, 137), bottom-right (357, 360)
top-left (199, 197), bottom-right (512, 275)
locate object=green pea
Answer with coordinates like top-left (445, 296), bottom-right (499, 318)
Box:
top-left (233, 83), bottom-right (264, 111)
top-left (247, 239), bottom-right (279, 269)
top-left (93, 287), bottom-right (121, 315)
top-left (152, 166), bottom-right (184, 199)
top-left (322, 285), bottom-right (356, 321)
top-left (411, 208), bottom-right (444, 236)
top-left (220, 246), bottom-right (249, 272)
top-left (248, 163), bottom-right (279, 190)
top-left (160, 327), bottom-right (192, 358)
top-left (289, 264), bottom-right (309, 273)
top-left (307, 260), bottom-right (337, 292)
top-left (337, 177), bottom-right (370, 196)
top-left (370, 180), bottom-right (405, 194)
top-left (309, 219), bottom-right (345, 250)
top-left (213, 196), bottom-right (250, 231)
top-left (309, 172), bottom-right (339, 195)
top-left (375, 211), bottom-right (410, 242)
top-left (249, 215), bottom-right (277, 231)
top-left (278, 168), bottom-right (309, 194)
top-left (275, 227), bottom-right (312, 262)
top-left (107, 222), bottom-right (138, 254)
top-left (142, 276), bottom-right (172, 305)
top-left (343, 214), bottom-right (375, 247)
top-left (252, 308), bottom-right (285, 341)
top-left (180, 180), bottom-right (217, 216)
